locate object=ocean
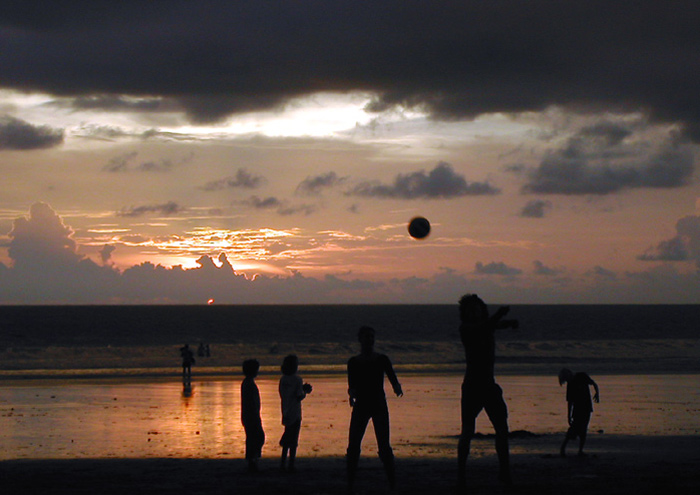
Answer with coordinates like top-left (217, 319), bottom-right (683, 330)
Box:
top-left (0, 304), bottom-right (698, 377)
top-left (2, 304), bottom-right (699, 347)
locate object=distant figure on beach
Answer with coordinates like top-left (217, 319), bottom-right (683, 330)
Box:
top-left (242, 359), bottom-right (265, 472)
top-left (180, 344), bottom-right (195, 382)
top-left (278, 354), bottom-right (313, 472)
top-left (558, 368), bottom-right (600, 457)
top-left (197, 342), bottom-right (212, 358)
top-left (346, 326), bottom-right (403, 492)
top-left (457, 294), bottom-right (518, 487)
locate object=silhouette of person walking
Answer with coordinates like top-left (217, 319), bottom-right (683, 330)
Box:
top-left (558, 368), bottom-right (600, 457)
top-left (457, 294), bottom-right (518, 487)
top-left (241, 359), bottom-right (265, 472)
top-left (346, 326), bottom-right (403, 492)
top-left (180, 344), bottom-right (195, 383)
top-left (278, 354), bottom-right (313, 472)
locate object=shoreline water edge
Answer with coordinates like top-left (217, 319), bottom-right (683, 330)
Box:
top-left (1, 338), bottom-right (699, 380)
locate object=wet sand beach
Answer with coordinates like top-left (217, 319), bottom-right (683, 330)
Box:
top-left (1, 374), bottom-right (699, 493)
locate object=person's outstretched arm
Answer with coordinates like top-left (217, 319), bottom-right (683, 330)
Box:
top-left (383, 355), bottom-right (403, 397)
top-left (491, 306), bottom-right (519, 331)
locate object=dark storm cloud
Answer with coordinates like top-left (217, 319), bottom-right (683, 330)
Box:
top-left (103, 152), bottom-right (193, 173)
top-left (638, 236), bottom-right (689, 262)
top-left (296, 172), bottom-right (346, 196)
top-left (117, 201), bottom-right (184, 217)
top-left (242, 196), bottom-right (282, 210)
top-left (2, 2), bottom-right (700, 135)
top-left (278, 204), bottom-right (317, 216)
top-left (639, 215), bottom-right (700, 268)
top-left (348, 162), bottom-right (499, 200)
top-left (201, 169), bottom-right (265, 191)
top-left (533, 260), bottom-right (562, 276)
top-left (518, 123), bottom-right (695, 195)
top-left (520, 199), bottom-right (552, 218)
top-left (104, 152), bottom-right (138, 172)
top-left (240, 196), bottom-right (317, 216)
top-left (0, 115), bottom-right (64, 150)
top-left (137, 159), bottom-right (174, 172)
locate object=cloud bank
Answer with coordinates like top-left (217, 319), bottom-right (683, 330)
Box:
top-left (2, 2), bottom-right (700, 139)
top-left (2, 203), bottom-right (700, 304)
top-left (0, 116), bottom-right (64, 150)
top-left (348, 162), bottom-right (499, 200)
top-left (639, 215), bottom-right (700, 269)
top-left (518, 124), bottom-right (695, 195)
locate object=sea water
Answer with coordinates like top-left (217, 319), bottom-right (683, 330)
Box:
top-left (2, 304), bottom-right (699, 348)
top-left (1, 374), bottom-right (699, 460)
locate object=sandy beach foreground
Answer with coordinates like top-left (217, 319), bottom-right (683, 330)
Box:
top-left (1, 434), bottom-right (699, 494)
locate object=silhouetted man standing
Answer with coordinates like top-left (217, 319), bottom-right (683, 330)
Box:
top-left (346, 326), bottom-right (403, 491)
top-left (457, 294), bottom-right (518, 487)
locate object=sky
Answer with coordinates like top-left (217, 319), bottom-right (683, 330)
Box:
top-left (1, 1), bottom-right (700, 304)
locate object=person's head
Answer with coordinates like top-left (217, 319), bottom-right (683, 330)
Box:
top-left (459, 293), bottom-right (489, 321)
top-left (357, 326), bottom-right (375, 349)
top-left (558, 368), bottom-right (573, 385)
top-left (281, 354), bottom-right (299, 375)
top-left (243, 359), bottom-right (260, 378)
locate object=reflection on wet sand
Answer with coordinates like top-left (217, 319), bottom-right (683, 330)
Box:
top-left (0, 374), bottom-right (699, 460)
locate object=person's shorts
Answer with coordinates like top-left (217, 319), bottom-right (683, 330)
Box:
top-left (566, 410), bottom-right (591, 439)
top-left (461, 381), bottom-right (508, 428)
top-left (280, 420), bottom-right (302, 448)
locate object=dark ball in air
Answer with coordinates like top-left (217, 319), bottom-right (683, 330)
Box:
top-left (408, 216), bottom-right (431, 239)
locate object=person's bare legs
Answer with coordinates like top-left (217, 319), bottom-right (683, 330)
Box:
top-left (347, 405), bottom-right (370, 491)
top-left (457, 419), bottom-right (475, 488)
top-left (280, 446), bottom-right (288, 470)
top-left (288, 446), bottom-right (297, 472)
top-left (486, 389), bottom-right (511, 485)
top-left (373, 402), bottom-right (396, 490)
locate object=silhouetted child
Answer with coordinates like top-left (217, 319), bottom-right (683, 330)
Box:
top-left (346, 326), bottom-right (403, 491)
top-left (278, 354), bottom-right (313, 472)
top-left (559, 368), bottom-right (600, 457)
top-left (457, 294), bottom-right (518, 487)
top-left (241, 359), bottom-right (265, 472)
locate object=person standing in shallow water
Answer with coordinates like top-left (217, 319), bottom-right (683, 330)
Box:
top-left (180, 344), bottom-right (195, 383)
top-left (278, 354), bottom-right (313, 472)
top-left (241, 359), bottom-right (265, 472)
top-left (346, 326), bottom-right (403, 492)
top-left (457, 294), bottom-right (518, 487)
top-left (558, 368), bottom-right (600, 457)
